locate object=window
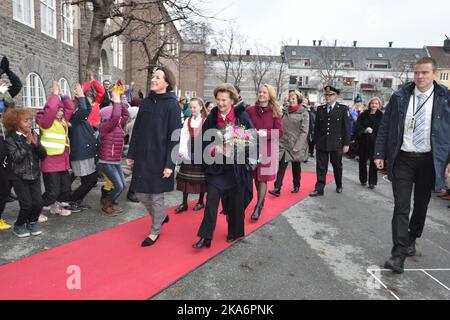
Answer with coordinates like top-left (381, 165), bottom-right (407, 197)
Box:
top-left (291, 51), bottom-right (297, 56)
top-left (61, 2), bottom-right (73, 45)
top-left (377, 53), bottom-right (383, 58)
top-left (191, 91), bottom-right (197, 98)
top-left (383, 78), bottom-right (393, 88)
top-left (13, 0), bottom-right (35, 27)
top-left (343, 78), bottom-right (353, 86)
top-left (440, 73), bottom-right (449, 81)
top-left (59, 78), bottom-right (71, 98)
top-left (23, 73), bottom-right (46, 109)
top-left (334, 60), bottom-right (354, 68)
top-left (40, 0), bottom-right (56, 38)
top-left (112, 36), bottom-right (123, 69)
top-left (298, 77), bottom-right (303, 87)
top-left (289, 76), bottom-right (297, 85)
top-left (367, 59), bottom-right (391, 69)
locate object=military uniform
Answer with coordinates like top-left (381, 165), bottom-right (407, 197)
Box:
top-left (312, 87), bottom-right (351, 194)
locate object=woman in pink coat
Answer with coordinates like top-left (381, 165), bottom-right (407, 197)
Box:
top-left (36, 81), bottom-right (75, 221)
top-left (246, 84), bottom-right (283, 221)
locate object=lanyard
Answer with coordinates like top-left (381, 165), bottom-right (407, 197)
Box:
top-left (412, 90), bottom-right (433, 117)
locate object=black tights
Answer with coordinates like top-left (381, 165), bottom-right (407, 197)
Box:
top-left (254, 179), bottom-right (267, 208)
top-left (182, 192), bottom-right (205, 205)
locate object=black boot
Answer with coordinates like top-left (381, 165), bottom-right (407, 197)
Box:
top-left (269, 188), bottom-right (281, 197)
top-left (127, 190), bottom-right (139, 203)
top-left (192, 238), bottom-right (211, 249)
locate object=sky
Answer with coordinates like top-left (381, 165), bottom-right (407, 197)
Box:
top-left (200, 0), bottom-right (450, 53)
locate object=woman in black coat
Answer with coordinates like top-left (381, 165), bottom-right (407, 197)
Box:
top-left (192, 84), bottom-right (254, 249)
top-left (127, 67), bottom-right (182, 247)
top-left (356, 97), bottom-right (383, 189)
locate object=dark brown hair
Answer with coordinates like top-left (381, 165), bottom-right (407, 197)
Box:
top-left (415, 57), bottom-right (437, 71)
top-left (213, 83), bottom-right (239, 104)
top-left (2, 108), bottom-right (33, 134)
top-left (155, 66), bottom-right (177, 92)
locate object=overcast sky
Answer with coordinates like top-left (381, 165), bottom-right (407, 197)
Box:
top-left (202, 0), bottom-right (450, 52)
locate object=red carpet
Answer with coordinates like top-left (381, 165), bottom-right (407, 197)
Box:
top-left (0, 171), bottom-right (333, 300)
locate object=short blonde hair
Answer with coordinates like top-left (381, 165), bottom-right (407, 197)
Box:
top-left (367, 97), bottom-right (383, 109)
top-left (213, 83), bottom-right (239, 104)
top-left (289, 90), bottom-right (303, 105)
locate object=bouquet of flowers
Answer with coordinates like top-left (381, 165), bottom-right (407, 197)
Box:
top-left (218, 124), bottom-right (254, 148)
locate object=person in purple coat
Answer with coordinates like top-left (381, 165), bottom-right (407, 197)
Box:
top-left (246, 84), bottom-right (283, 221)
top-left (97, 90), bottom-right (129, 216)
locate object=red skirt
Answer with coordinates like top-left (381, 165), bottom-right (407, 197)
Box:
top-left (176, 163), bottom-right (207, 194)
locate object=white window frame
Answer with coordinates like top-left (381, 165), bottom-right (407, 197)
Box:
top-left (40, 0), bottom-right (57, 39)
top-left (440, 73), bottom-right (449, 81)
top-left (112, 36), bottom-right (118, 67)
top-left (61, 2), bottom-right (74, 46)
top-left (118, 38), bottom-right (123, 70)
top-left (13, 0), bottom-right (35, 28)
top-left (59, 78), bottom-right (72, 98)
top-left (23, 73), bottom-right (46, 109)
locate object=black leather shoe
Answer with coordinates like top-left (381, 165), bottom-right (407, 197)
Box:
top-left (369, 185), bottom-right (376, 190)
top-left (251, 205), bottom-right (263, 221)
top-left (226, 236), bottom-right (237, 243)
top-left (193, 203), bottom-right (205, 211)
top-left (268, 188), bottom-right (281, 197)
top-left (360, 182), bottom-right (367, 186)
top-left (127, 192), bottom-right (139, 203)
top-left (384, 256), bottom-right (405, 274)
top-left (175, 204), bottom-right (188, 214)
top-left (141, 235), bottom-right (159, 247)
top-left (291, 186), bottom-right (300, 193)
top-left (336, 187), bottom-right (343, 194)
top-left (407, 236), bottom-right (417, 256)
top-left (192, 238), bottom-right (211, 249)
top-left (309, 190), bottom-right (324, 197)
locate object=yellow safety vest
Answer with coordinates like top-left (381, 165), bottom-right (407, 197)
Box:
top-left (40, 120), bottom-right (70, 156)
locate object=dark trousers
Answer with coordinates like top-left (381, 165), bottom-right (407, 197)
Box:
top-left (274, 153), bottom-right (301, 189)
top-left (359, 155), bottom-right (378, 186)
top-left (315, 149), bottom-right (343, 191)
top-left (12, 177), bottom-right (44, 225)
top-left (198, 184), bottom-right (245, 240)
top-left (42, 171), bottom-right (72, 206)
top-left (70, 171), bottom-right (98, 202)
top-left (0, 169), bottom-right (11, 218)
top-left (391, 152), bottom-right (435, 258)
top-left (308, 142), bottom-right (315, 156)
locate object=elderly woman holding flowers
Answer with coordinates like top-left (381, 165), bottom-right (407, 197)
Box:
top-left (192, 83), bottom-right (255, 249)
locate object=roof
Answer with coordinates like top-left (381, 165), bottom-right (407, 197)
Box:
top-left (284, 45), bottom-right (428, 70)
top-left (426, 46), bottom-right (450, 68)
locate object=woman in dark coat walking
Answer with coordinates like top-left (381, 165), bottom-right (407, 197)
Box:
top-left (356, 97), bottom-right (383, 189)
top-left (127, 67), bottom-right (182, 247)
top-left (192, 84), bottom-right (254, 249)
top-left (246, 84), bottom-right (283, 221)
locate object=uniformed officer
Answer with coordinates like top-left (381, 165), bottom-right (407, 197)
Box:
top-left (310, 86), bottom-right (351, 196)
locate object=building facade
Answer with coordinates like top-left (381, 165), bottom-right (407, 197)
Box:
top-left (426, 39), bottom-right (450, 89)
top-left (283, 43), bottom-right (428, 105)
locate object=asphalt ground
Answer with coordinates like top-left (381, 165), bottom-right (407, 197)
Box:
top-left (0, 157), bottom-right (449, 300)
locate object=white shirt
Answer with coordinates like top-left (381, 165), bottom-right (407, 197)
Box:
top-left (401, 85), bottom-right (434, 153)
top-left (179, 115), bottom-right (203, 160)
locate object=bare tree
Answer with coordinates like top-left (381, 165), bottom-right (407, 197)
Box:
top-left (275, 45), bottom-right (289, 100)
top-left (67, 0), bottom-right (208, 79)
top-left (250, 46), bottom-right (277, 94)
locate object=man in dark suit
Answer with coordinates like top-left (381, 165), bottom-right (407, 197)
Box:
top-left (375, 57), bottom-right (450, 274)
top-left (310, 86), bottom-right (351, 197)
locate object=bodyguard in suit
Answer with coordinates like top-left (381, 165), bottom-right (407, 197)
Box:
top-left (375, 57), bottom-right (450, 274)
top-left (310, 86), bottom-right (351, 196)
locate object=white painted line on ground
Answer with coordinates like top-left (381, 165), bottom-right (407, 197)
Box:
top-left (421, 270), bottom-right (450, 291)
top-left (368, 268), bottom-right (450, 272)
top-left (367, 269), bottom-right (401, 300)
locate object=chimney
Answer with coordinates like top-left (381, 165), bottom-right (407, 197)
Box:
top-left (246, 50), bottom-right (251, 56)
top-left (353, 41), bottom-right (357, 47)
top-left (211, 49), bottom-right (217, 56)
top-left (297, 39), bottom-right (300, 46)
top-left (444, 36), bottom-right (450, 53)
top-left (313, 40), bottom-right (316, 46)
top-left (318, 40), bottom-right (322, 46)
top-left (389, 41), bottom-right (393, 48)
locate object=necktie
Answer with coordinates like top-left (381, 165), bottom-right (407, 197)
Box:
top-left (412, 93), bottom-right (427, 149)
top-left (327, 105), bottom-right (332, 114)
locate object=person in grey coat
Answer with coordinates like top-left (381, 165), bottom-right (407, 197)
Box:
top-left (127, 67), bottom-right (182, 247)
top-left (269, 90), bottom-right (309, 197)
